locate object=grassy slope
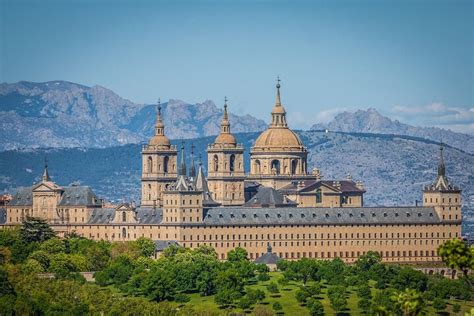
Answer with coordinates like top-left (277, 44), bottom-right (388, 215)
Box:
top-left (182, 272), bottom-right (474, 315)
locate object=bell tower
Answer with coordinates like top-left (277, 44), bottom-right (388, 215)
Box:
top-left (423, 144), bottom-right (462, 222)
top-left (207, 98), bottom-right (245, 206)
top-left (141, 99), bottom-right (178, 207)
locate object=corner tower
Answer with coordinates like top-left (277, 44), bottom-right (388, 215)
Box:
top-left (207, 98), bottom-right (245, 205)
top-left (248, 78), bottom-right (313, 189)
top-left (423, 145), bottom-right (462, 223)
top-left (141, 100), bottom-right (178, 207)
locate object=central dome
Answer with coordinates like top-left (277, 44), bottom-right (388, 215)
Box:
top-left (254, 127), bottom-right (304, 149)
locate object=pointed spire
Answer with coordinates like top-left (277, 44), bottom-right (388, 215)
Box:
top-left (189, 143), bottom-right (196, 178)
top-left (179, 141), bottom-right (187, 176)
top-left (154, 98), bottom-right (165, 135)
top-left (42, 156), bottom-right (50, 182)
top-left (220, 97), bottom-right (231, 134)
top-left (270, 76), bottom-right (287, 127)
top-left (438, 143), bottom-right (446, 176)
top-left (275, 76), bottom-right (281, 106)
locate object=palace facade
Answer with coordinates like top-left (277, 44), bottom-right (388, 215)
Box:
top-left (0, 81), bottom-right (462, 263)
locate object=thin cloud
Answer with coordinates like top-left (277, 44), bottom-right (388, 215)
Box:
top-left (391, 103), bottom-right (474, 133)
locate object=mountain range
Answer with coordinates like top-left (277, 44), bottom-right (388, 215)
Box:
top-left (0, 81), bottom-right (266, 151)
top-left (1, 81), bottom-right (473, 155)
top-left (0, 130), bottom-right (472, 211)
top-left (311, 108), bottom-right (474, 154)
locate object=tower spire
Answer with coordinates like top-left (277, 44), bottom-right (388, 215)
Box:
top-left (42, 156), bottom-right (50, 182)
top-left (220, 97), bottom-right (231, 134)
top-left (270, 76), bottom-right (287, 127)
top-left (275, 76), bottom-right (281, 106)
top-left (438, 143), bottom-right (446, 177)
top-left (189, 143), bottom-right (196, 178)
top-left (154, 98), bottom-right (165, 136)
top-left (179, 141), bottom-right (187, 176)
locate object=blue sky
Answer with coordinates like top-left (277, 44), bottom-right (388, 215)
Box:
top-left (1, 0), bottom-right (473, 133)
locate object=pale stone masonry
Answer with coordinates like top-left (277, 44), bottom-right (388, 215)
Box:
top-left (0, 79), bottom-right (462, 263)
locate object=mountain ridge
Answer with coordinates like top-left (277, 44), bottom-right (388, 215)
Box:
top-left (311, 108), bottom-right (474, 153)
top-left (0, 81), bottom-right (267, 150)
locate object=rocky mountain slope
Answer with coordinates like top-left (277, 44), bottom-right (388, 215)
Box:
top-left (1, 131), bottom-right (472, 210)
top-left (311, 108), bottom-right (474, 154)
top-left (0, 81), bottom-right (266, 150)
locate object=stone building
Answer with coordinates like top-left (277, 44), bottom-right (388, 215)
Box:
top-left (141, 100), bottom-right (178, 207)
top-left (0, 79), bottom-right (463, 264)
top-left (207, 98), bottom-right (245, 206)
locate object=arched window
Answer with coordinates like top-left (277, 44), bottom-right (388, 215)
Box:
top-left (163, 156), bottom-right (169, 173)
top-left (230, 154), bottom-right (235, 172)
top-left (254, 160), bottom-right (261, 173)
top-left (291, 160), bottom-right (298, 175)
top-left (271, 160), bottom-right (280, 175)
top-left (213, 155), bottom-right (219, 172)
top-left (147, 156), bottom-right (153, 173)
top-left (316, 189), bottom-right (322, 203)
top-left (122, 211), bottom-right (126, 222)
top-left (122, 227), bottom-right (127, 238)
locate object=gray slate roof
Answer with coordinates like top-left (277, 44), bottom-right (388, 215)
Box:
top-left (87, 207), bottom-right (162, 224)
top-left (8, 187), bottom-right (33, 206)
top-left (244, 187), bottom-right (297, 208)
top-left (279, 180), bottom-right (365, 194)
top-left (154, 240), bottom-right (179, 251)
top-left (8, 185), bottom-right (101, 207)
top-left (203, 206), bottom-right (440, 225)
top-left (255, 252), bottom-right (281, 265)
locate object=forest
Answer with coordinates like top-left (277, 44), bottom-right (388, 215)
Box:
top-left (0, 218), bottom-right (473, 315)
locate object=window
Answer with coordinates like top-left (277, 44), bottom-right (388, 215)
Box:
top-left (271, 160), bottom-right (281, 174)
top-left (147, 156), bottom-right (153, 173)
top-left (230, 154), bottom-right (235, 172)
top-left (254, 160), bottom-right (261, 173)
top-left (164, 156), bottom-right (169, 173)
top-left (122, 211), bottom-right (126, 222)
top-left (291, 159), bottom-right (298, 175)
top-left (213, 155), bottom-right (219, 172)
top-left (122, 227), bottom-right (126, 238)
top-left (316, 189), bottom-right (322, 203)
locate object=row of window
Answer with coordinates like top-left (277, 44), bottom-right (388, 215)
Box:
top-left (183, 231), bottom-right (457, 241)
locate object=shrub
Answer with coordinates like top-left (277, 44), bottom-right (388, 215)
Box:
top-left (174, 293), bottom-right (190, 303)
top-left (452, 303), bottom-right (461, 313)
top-left (272, 302), bottom-right (282, 311)
top-left (267, 282), bottom-right (279, 294)
top-left (432, 298), bottom-right (446, 311)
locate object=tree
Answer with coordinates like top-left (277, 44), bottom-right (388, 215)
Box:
top-left (297, 289), bottom-right (312, 306)
top-left (215, 288), bottom-right (240, 308)
top-left (355, 251), bottom-right (382, 272)
top-left (438, 239), bottom-right (474, 287)
top-left (357, 284), bottom-right (372, 299)
top-left (307, 298), bottom-right (325, 316)
top-left (94, 255), bottom-right (135, 286)
top-left (135, 237), bottom-right (155, 257)
top-left (140, 267), bottom-right (176, 302)
top-left (20, 218), bottom-right (55, 243)
top-left (40, 238), bottom-right (66, 254)
top-left (358, 298), bottom-right (371, 314)
top-left (328, 286), bottom-right (347, 313)
top-left (391, 268), bottom-right (427, 292)
top-left (391, 288), bottom-right (425, 316)
top-left (227, 247), bottom-right (248, 262)
top-left (432, 297), bottom-right (446, 312)
top-left (28, 250), bottom-right (51, 270)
